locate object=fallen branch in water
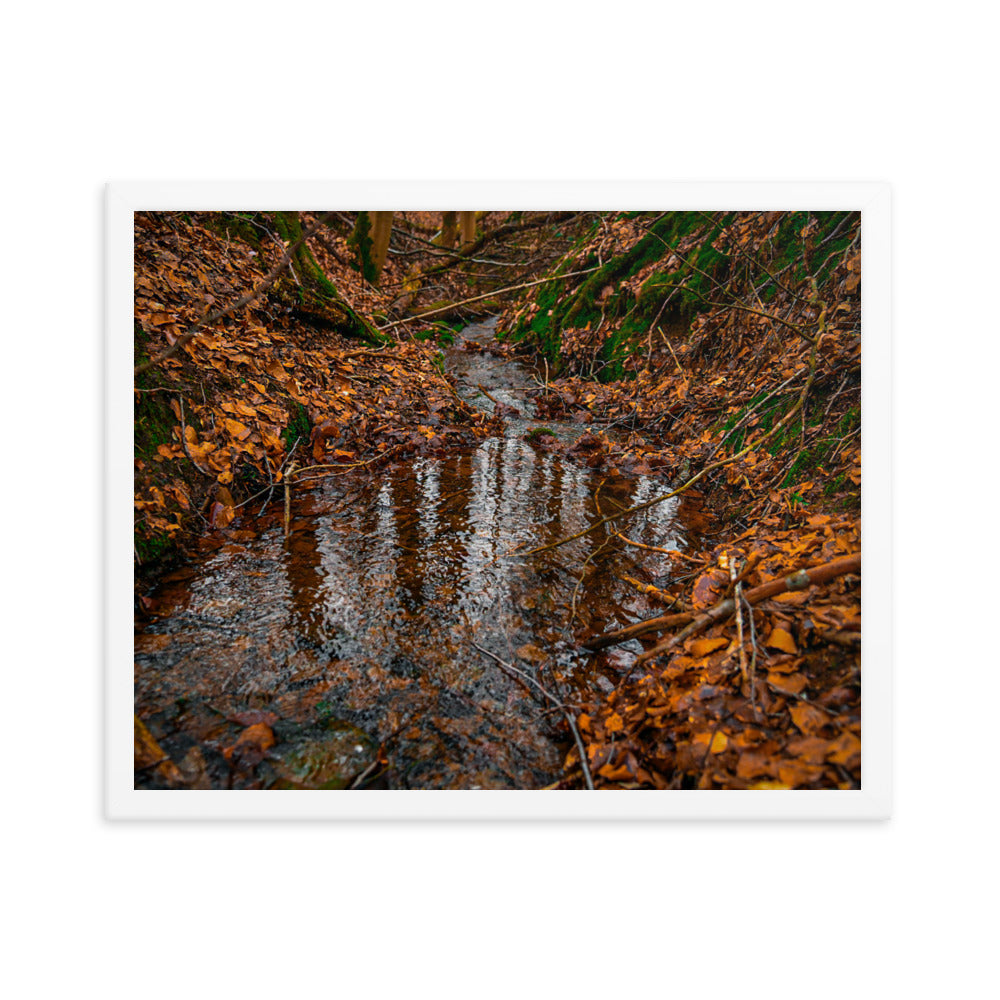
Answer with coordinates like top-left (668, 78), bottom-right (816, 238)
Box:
top-left (475, 383), bottom-right (504, 408)
top-left (583, 611), bottom-right (696, 652)
top-left (613, 532), bottom-right (706, 562)
top-left (731, 557), bottom-right (749, 685)
top-left (620, 574), bottom-right (686, 606)
top-left (470, 640), bottom-right (594, 791)
top-left (632, 553), bottom-right (861, 665)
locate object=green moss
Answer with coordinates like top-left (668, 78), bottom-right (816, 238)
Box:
top-left (282, 402), bottom-right (312, 450)
top-left (525, 426), bottom-right (557, 441)
top-left (346, 211), bottom-right (376, 283)
top-left (757, 212), bottom-right (858, 301)
top-left (508, 210), bottom-right (858, 376)
top-left (511, 212), bottom-right (735, 373)
top-left (134, 326), bottom-right (186, 461)
top-left (135, 530), bottom-right (175, 564)
top-left (202, 212), bottom-right (263, 250)
top-left (134, 323), bottom-right (189, 567)
top-left (413, 322), bottom-right (457, 348)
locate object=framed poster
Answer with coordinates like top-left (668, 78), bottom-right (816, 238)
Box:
top-left (109, 181), bottom-right (890, 819)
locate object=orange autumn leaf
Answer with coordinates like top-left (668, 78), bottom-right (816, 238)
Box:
top-left (222, 723), bottom-right (276, 765)
top-left (765, 626), bottom-right (798, 654)
top-left (223, 417), bottom-right (252, 440)
top-left (690, 636), bottom-right (729, 657)
top-left (597, 763), bottom-right (633, 781)
top-left (789, 702), bottom-right (826, 735)
top-left (767, 671), bottom-right (807, 695)
top-left (777, 760), bottom-right (824, 788)
top-left (693, 731), bottom-right (728, 754)
top-left (691, 568), bottom-right (728, 609)
top-left (209, 502), bottom-right (235, 529)
top-left (265, 359), bottom-right (288, 381)
top-left (785, 736), bottom-right (830, 763)
top-left (826, 731), bottom-right (861, 765)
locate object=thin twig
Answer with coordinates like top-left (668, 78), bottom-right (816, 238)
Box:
top-left (731, 558), bottom-right (748, 685)
top-left (742, 591), bottom-right (759, 717)
top-left (283, 461), bottom-right (296, 543)
top-left (290, 445), bottom-right (404, 482)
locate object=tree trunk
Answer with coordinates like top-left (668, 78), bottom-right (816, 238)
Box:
top-left (459, 211), bottom-right (476, 248)
top-left (348, 211), bottom-right (376, 282)
top-left (436, 211), bottom-right (458, 249)
top-left (369, 211), bottom-right (394, 282)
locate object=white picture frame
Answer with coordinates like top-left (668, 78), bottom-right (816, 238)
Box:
top-left (108, 181), bottom-right (891, 820)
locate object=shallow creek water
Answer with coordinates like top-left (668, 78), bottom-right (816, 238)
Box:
top-left (135, 318), bottom-right (697, 789)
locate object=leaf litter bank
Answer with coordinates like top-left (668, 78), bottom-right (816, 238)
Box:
top-left (134, 211), bottom-right (860, 790)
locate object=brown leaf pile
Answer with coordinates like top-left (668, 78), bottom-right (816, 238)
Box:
top-left (567, 513), bottom-right (860, 789)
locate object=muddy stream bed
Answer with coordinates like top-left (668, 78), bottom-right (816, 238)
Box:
top-left (135, 318), bottom-right (699, 789)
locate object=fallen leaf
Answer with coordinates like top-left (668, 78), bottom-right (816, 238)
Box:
top-left (768, 671), bottom-right (807, 695)
top-left (765, 627), bottom-right (798, 654)
top-left (223, 722), bottom-right (276, 767)
top-left (223, 417), bottom-right (252, 440)
top-left (777, 760), bottom-right (825, 787)
top-left (690, 637), bottom-right (729, 657)
top-left (789, 702), bottom-right (827, 735)
top-left (209, 501), bottom-right (235, 529)
top-left (691, 568), bottom-right (728, 609)
top-left (693, 731), bottom-right (728, 754)
top-left (229, 710), bottom-right (279, 727)
top-left (826, 731), bottom-right (861, 766)
top-left (516, 643), bottom-right (547, 666)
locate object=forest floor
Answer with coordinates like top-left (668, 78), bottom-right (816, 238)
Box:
top-left (135, 211), bottom-right (861, 791)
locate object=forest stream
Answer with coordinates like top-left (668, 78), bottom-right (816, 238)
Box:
top-left (135, 318), bottom-right (698, 789)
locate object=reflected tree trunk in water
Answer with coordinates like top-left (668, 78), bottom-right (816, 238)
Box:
top-left (283, 521), bottom-right (328, 645)
top-left (390, 464), bottom-right (427, 609)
